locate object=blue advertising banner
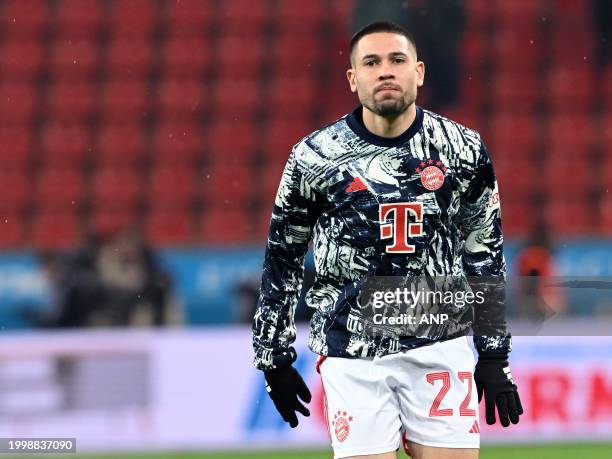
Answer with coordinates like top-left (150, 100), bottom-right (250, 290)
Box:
top-left (0, 242), bottom-right (611, 329)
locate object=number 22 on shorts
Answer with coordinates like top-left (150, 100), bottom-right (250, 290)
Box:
top-left (426, 371), bottom-right (476, 417)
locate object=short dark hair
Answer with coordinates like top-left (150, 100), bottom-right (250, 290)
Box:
top-left (349, 21), bottom-right (417, 65)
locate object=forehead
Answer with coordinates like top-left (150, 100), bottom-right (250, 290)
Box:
top-left (354, 32), bottom-right (412, 58)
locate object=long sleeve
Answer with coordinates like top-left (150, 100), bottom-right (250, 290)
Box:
top-left (252, 145), bottom-right (323, 370)
top-left (457, 141), bottom-right (512, 355)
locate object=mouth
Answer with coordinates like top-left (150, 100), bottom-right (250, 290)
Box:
top-left (376, 85), bottom-right (401, 93)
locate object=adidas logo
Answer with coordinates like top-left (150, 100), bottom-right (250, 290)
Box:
top-left (345, 176), bottom-right (367, 193)
top-left (468, 420), bottom-right (480, 434)
top-left (503, 367), bottom-right (515, 385)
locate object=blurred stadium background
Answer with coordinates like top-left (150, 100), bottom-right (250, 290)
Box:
top-left (0, 0), bottom-right (610, 457)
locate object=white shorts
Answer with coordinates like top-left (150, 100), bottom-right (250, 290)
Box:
top-left (317, 337), bottom-right (480, 459)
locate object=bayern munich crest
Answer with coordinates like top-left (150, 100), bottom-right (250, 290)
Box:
top-left (332, 410), bottom-right (353, 442)
top-left (415, 159), bottom-right (448, 191)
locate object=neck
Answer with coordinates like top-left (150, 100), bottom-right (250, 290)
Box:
top-left (362, 103), bottom-right (417, 138)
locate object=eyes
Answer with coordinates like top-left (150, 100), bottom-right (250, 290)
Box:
top-left (364, 57), bottom-right (406, 67)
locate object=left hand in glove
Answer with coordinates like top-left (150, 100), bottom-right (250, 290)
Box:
top-left (474, 352), bottom-right (523, 426)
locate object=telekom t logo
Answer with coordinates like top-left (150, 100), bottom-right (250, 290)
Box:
top-left (379, 202), bottom-right (424, 253)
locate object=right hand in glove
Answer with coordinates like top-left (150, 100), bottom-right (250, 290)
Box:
top-left (264, 365), bottom-right (312, 428)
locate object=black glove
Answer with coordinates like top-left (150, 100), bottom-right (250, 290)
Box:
top-left (475, 352), bottom-right (523, 427)
top-left (264, 366), bottom-right (312, 428)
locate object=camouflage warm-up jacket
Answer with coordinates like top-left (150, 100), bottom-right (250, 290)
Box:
top-left (253, 106), bottom-right (511, 371)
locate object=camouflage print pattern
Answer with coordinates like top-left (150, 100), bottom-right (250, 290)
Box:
top-left (253, 106), bottom-right (510, 370)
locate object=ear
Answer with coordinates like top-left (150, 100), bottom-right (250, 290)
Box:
top-left (416, 61), bottom-right (425, 88)
top-left (346, 67), bottom-right (357, 93)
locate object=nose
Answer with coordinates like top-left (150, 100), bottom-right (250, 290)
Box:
top-left (378, 62), bottom-right (395, 80)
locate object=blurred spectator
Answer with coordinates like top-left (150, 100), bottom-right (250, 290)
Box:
top-left (32, 228), bottom-right (178, 328)
top-left (353, 0), bottom-right (410, 30)
top-left (33, 236), bottom-right (106, 328)
top-left (593, 0), bottom-right (612, 66)
top-left (513, 223), bottom-right (566, 319)
top-left (95, 226), bottom-right (176, 326)
top-left (352, 0), bottom-right (465, 110)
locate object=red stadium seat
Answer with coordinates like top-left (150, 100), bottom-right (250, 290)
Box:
top-left (40, 122), bottom-right (91, 166)
top-left (201, 163), bottom-right (251, 205)
top-left (603, 66), bottom-right (612, 107)
top-left (317, 30), bottom-right (356, 122)
top-left (157, 78), bottom-right (205, 120)
top-left (47, 81), bottom-right (95, 120)
top-left (464, 0), bottom-right (493, 27)
top-left (146, 208), bottom-right (193, 245)
top-left (489, 113), bottom-right (537, 156)
top-left (217, 35), bottom-right (263, 77)
top-left (109, 0), bottom-right (156, 37)
top-left (97, 123), bottom-right (145, 166)
top-left (49, 39), bottom-right (98, 79)
top-left (106, 39), bottom-right (152, 77)
top-left (275, 0), bottom-right (324, 31)
top-left (493, 155), bottom-right (541, 199)
top-left (254, 206), bottom-right (275, 241)
top-left (551, 0), bottom-right (590, 25)
top-left (31, 210), bottom-right (81, 249)
top-left (546, 68), bottom-right (594, 112)
top-left (262, 118), bottom-right (312, 162)
top-left (458, 75), bottom-right (484, 113)
top-left (148, 164), bottom-right (196, 209)
top-left (268, 77), bottom-right (316, 117)
top-left (0, 212), bottom-right (23, 247)
top-left (1, 0), bottom-right (49, 38)
top-left (0, 0), bottom-right (602, 247)
top-left (213, 79), bottom-right (261, 118)
top-left (598, 195), bottom-right (612, 235)
top-left (162, 38), bottom-right (209, 77)
top-left (500, 199), bottom-right (535, 237)
top-left (259, 160), bottom-right (286, 205)
top-left (35, 167), bottom-right (85, 210)
top-left (601, 156), bottom-right (612, 190)
top-left (550, 30), bottom-right (594, 63)
top-left (546, 114), bottom-right (592, 155)
top-left (0, 82), bottom-right (37, 124)
top-left (545, 198), bottom-right (594, 236)
top-left (101, 79), bottom-right (150, 121)
top-left (209, 119), bottom-right (257, 162)
top-left (543, 158), bottom-right (590, 199)
top-left (460, 31), bottom-right (487, 70)
top-left (554, 0), bottom-right (590, 14)
top-left (91, 167), bottom-right (142, 211)
top-left (273, 33), bottom-right (322, 76)
top-left (0, 127), bottom-right (31, 170)
top-left (492, 1), bottom-right (540, 25)
top-left (602, 112), bottom-right (612, 155)
top-left (329, 0), bottom-right (353, 26)
top-left (89, 207), bottom-right (135, 238)
top-left (491, 72), bottom-right (537, 111)
top-left (492, 27), bottom-right (539, 71)
top-left (152, 122), bottom-right (202, 163)
top-left (199, 209), bottom-right (252, 243)
top-left (166, 0), bottom-right (214, 36)
top-left (219, 0), bottom-right (267, 36)
top-left (56, 0), bottom-right (103, 37)
top-left (0, 39), bottom-right (43, 79)
top-left (0, 170), bottom-right (30, 212)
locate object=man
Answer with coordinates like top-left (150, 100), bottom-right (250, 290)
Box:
top-left (253, 22), bottom-right (522, 459)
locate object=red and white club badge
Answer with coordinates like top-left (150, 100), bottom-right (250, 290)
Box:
top-left (415, 159), bottom-right (448, 191)
top-left (332, 410), bottom-right (353, 442)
